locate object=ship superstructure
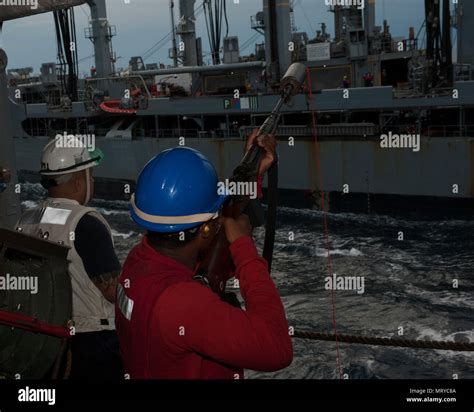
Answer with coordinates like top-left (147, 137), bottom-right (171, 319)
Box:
top-left (1, 0), bottom-right (473, 229)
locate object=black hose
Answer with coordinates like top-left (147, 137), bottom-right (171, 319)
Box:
top-left (53, 9), bottom-right (78, 101)
top-left (53, 12), bottom-right (66, 95)
top-left (70, 8), bottom-right (78, 100)
top-left (223, 0), bottom-right (229, 38)
top-left (262, 162), bottom-right (278, 272)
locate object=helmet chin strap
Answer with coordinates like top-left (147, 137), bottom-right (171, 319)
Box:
top-left (83, 168), bottom-right (91, 205)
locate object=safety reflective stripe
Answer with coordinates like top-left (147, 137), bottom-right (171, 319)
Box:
top-left (131, 194), bottom-right (218, 225)
top-left (117, 284), bottom-right (134, 321)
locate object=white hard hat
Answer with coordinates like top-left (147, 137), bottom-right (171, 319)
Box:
top-left (40, 137), bottom-right (104, 176)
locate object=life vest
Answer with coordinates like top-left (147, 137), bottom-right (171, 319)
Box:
top-left (15, 198), bottom-right (115, 333)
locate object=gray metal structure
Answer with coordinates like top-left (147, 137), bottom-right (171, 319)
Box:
top-left (0, 48), bottom-right (20, 229)
top-left (0, 0), bottom-right (87, 22)
top-left (178, 0), bottom-right (199, 67)
top-left (364, 0), bottom-right (376, 39)
top-left (458, 0), bottom-right (474, 69)
top-left (87, 0), bottom-right (115, 78)
top-left (132, 61), bottom-right (266, 77)
top-left (263, 0), bottom-right (292, 80)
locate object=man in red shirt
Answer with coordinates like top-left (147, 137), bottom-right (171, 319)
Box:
top-left (116, 132), bottom-right (292, 379)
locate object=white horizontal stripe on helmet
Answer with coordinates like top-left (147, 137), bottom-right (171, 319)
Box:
top-left (40, 137), bottom-right (103, 176)
top-left (131, 194), bottom-right (218, 225)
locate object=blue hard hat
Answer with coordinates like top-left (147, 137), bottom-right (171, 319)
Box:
top-left (130, 147), bottom-right (228, 233)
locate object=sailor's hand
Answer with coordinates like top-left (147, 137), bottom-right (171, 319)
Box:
top-left (92, 272), bottom-right (119, 304)
top-left (220, 215), bottom-right (252, 244)
top-left (245, 129), bottom-right (277, 175)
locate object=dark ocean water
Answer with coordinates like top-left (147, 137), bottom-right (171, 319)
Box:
top-left (22, 184), bottom-right (474, 379)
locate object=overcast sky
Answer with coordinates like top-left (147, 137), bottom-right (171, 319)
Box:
top-left (0, 0), bottom-right (427, 76)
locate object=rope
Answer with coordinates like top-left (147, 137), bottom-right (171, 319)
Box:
top-left (293, 330), bottom-right (474, 352)
top-left (306, 68), bottom-right (343, 378)
top-left (262, 162), bottom-right (278, 272)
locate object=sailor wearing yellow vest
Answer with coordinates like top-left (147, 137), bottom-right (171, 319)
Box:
top-left (15, 138), bottom-right (123, 381)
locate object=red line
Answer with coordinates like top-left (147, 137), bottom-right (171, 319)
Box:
top-left (306, 68), bottom-right (343, 379)
top-left (0, 310), bottom-right (71, 339)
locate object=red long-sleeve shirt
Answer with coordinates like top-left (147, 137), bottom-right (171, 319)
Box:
top-left (115, 235), bottom-right (292, 379)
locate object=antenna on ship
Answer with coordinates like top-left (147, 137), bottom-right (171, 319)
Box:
top-left (170, 0), bottom-right (179, 67)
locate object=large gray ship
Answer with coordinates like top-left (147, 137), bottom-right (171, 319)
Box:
top-left (0, 0), bottom-right (472, 226)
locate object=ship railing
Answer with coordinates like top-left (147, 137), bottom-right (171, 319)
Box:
top-left (425, 87), bottom-right (457, 98)
top-left (374, 39), bottom-right (418, 55)
top-left (150, 129), bottom-right (242, 139)
top-left (393, 89), bottom-right (425, 99)
top-left (393, 87), bottom-right (454, 99)
top-left (123, 128), bottom-right (245, 139)
top-left (85, 75), bottom-right (152, 98)
top-left (381, 125), bottom-right (474, 138)
top-left (203, 130), bottom-right (243, 139)
top-left (154, 129), bottom-right (200, 138)
top-left (424, 125), bottom-right (474, 138)
top-left (240, 124), bottom-right (379, 138)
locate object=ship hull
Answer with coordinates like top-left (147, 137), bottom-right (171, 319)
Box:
top-left (15, 135), bottom-right (474, 214)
